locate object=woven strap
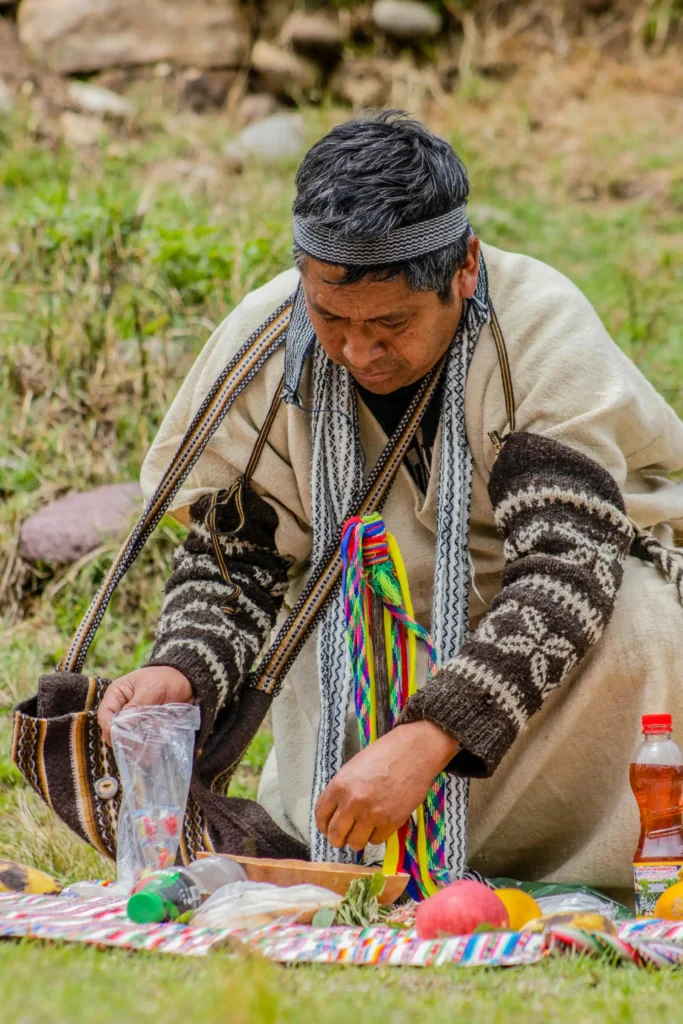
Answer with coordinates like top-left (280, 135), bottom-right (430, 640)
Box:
top-left (250, 360), bottom-right (445, 697)
top-left (59, 298), bottom-right (294, 673)
top-left (58, 300), bottom-right (443, 684)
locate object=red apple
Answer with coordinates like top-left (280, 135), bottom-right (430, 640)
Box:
top-left (415, 880), bottom-right (510, 939)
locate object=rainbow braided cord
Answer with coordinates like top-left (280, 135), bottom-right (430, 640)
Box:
top-left (340, 513), bottom-right (449, 899)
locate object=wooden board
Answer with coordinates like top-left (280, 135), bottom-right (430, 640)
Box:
top-left (201, 853), bottom-right (409, 904)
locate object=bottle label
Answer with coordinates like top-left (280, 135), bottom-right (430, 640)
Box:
top-left (634, 861), bottom-right (683, 916)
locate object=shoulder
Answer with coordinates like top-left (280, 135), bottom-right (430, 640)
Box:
top-left (207, 268), bottom-right (300, 363)
top-left (481, 242), bottom-right (601, 342)
top-left (140, 268), bottom-right (300, 504)
top-left (181, 268), bottom-right (300, 399)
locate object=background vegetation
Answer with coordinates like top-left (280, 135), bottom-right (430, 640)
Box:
top-left (1, 48), bottom-right (683, 1022)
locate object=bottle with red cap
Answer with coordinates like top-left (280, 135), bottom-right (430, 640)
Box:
top-left (630, 713), bottom-right (683, 916)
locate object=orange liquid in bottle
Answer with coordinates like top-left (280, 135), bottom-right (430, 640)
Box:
top-left (629, 763), bottom-right (683, 862)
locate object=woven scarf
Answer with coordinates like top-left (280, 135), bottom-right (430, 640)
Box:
top-left (282, 253), bottom-right (491, 877)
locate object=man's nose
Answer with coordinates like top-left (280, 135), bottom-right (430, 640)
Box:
top-left (342, 324), bottom-right (384, 368)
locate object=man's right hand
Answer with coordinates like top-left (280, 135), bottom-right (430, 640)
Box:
top-left (97, 666), bottom-right (194, 746)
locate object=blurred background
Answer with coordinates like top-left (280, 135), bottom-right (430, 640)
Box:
top-left (0, 0), bottom-right (682, 880)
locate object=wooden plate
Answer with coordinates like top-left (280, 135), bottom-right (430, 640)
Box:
top-left (202, 853), bottom-right (409, 905)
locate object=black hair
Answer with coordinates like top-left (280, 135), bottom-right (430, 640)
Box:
top-left (293, 110), bottom-right (471, 304)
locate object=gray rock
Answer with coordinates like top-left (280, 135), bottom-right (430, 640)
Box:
top-left (20, 483), bottom-right (142, 566)
top-left (371, 0), bottom-right (442, 39)
top-left (280, 11), bottom-right (347, 52)
top-left (251, 40), bottom-right (321, 99)
top-left (17, 0), bottom-right (251, 74)
top-left (224, 112), bottom-right (306, 167)
top-left (0, 78), bottom-right (13, 116)
top-left (237, 92), bottom-right (279, 127)
top-left (67, 80), bottom-right (136, 117)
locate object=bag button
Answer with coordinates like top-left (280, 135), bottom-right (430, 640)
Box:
top-left (94, 776), bottom-right (119, 800)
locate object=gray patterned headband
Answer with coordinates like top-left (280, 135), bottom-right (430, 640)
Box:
top-left (293, 205), bottom-right (469, 266)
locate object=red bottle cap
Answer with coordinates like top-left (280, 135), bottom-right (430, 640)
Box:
top-left (642, 714), bottom-right (673, 734)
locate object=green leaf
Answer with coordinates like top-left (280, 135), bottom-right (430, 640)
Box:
top-left (369, 873), bottom-right (387, 899)
top-left (312, 907), bottom-right (337, 928)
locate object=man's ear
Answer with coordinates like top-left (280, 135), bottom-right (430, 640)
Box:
top-left (455, 236), bottom-right (480, 300)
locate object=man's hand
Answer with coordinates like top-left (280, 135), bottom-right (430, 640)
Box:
top-left (98, 666), bottom-right (194, 745)
top-left (314, 721), bottom-right (460, 850)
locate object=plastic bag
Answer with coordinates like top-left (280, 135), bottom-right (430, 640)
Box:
top-left (191, 880), bottom-right (342, 930)
top-left (491, 878), bottom-right (631, 921)
top-left (111, 703), bottom-right (200, 891)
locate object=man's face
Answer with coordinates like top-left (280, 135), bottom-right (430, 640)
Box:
top-left (300, 239), bottom-right (480, 393)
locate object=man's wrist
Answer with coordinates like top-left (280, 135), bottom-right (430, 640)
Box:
top-left (394, 719), bottom-right (461, 773)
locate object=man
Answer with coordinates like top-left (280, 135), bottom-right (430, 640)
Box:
top-left (100, 111), bottom-right (683, 897)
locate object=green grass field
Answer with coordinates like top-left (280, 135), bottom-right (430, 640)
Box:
top-left (1, 57), bottom-right (683, 1021)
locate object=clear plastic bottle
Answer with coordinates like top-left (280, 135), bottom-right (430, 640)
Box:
top-left (127, 855), bottom-right (247, 923)
top-left (630, 714), bottom-right (683, 916)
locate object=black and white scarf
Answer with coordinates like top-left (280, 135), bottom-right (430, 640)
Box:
top-left (282, 254), bottom-right (492, 878)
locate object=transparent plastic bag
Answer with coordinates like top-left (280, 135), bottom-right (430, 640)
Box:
top-left (491, 878), bottom-right (631, 921)
top-left (191, 880), bottom-right (341, 930)
top-left (111, 703), bottom-right (201, 892)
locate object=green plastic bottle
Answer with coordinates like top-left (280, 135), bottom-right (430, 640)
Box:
top-left (127, 856), bottom-right (247, 924)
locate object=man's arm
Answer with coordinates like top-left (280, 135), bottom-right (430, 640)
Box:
top-left (398, 432), bottom-right (635, 775)
top-left (98, 486), bottom-right (291, 744)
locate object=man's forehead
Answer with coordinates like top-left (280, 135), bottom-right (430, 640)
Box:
top-left (301, 259), bottom-right (424, 318)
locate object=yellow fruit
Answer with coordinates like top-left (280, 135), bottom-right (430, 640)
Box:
top-left (494, 889), bottom-right (541, 931)
top-left (0, 859), bottom-right (61, 895)
top-left (655, 880), bottom-right (683, 920)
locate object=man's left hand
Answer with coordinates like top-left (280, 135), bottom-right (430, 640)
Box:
top-left (314, 721), bottom-right (460, 850)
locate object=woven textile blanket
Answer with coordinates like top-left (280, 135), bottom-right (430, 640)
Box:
top-left (1, 892), bottom-right (683, 967)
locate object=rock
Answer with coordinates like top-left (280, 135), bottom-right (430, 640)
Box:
top-left (280, 10), bottom-right (347, 53)
top-left (371, 0), bottom-right (442, 39)
top-left (17, 0), bottom-right (251, 74)
top-left (20, 483), bottom-right (142, 566)
top-left (224, 112), bottom-right (305, 167)
top-left (330, 57), bottom-right (392, 109)
top-left (59, 110), bottom-right (104, 146)
top-left (237, 92), bottom-right (279, 127)
top-left (0, 78), bottom-right (13, 115)
top-left (179, 68), bottom-right (236, 113)
top-left (67, 80), bottom-right (136, 117)
top-left (251, 40), bottom-right (322, 99)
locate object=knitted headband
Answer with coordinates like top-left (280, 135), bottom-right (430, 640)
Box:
top-left (292, 205), bottom-right (469, 266)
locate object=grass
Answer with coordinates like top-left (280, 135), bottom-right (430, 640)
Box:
top-left (1, 53), bottom-right (683, 1020)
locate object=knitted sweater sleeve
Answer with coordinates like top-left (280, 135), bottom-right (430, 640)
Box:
top-left (146, 485), bottom-right (291, 748)
top-left (398, 432), bottom-right (635, 777)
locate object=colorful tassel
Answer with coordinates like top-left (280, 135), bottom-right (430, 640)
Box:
top-left (341, 513), bottom-right (450, 899)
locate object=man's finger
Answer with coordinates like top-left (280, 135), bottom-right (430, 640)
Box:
top-left (326, 806), bottom-right (356, 849)
top-left (97, 684), bottom-right (131, 745)
top-left (369, 822), bottom-right (397, 846)
top-left (314, 786), bottom-right (338, 835)
top-left (345, 819), bottom-right (374, 852)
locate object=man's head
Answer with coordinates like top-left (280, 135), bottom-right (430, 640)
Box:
top-left (293, 110), bottom-right (479, 393)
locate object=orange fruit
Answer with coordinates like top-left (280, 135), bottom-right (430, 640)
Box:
top-left (654, 880), bottom-right (683, 920)
top-left (494, 888), bottom-right (542, 931)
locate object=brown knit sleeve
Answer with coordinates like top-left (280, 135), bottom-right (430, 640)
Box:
top-left (398, 432), bottom-right (635, 777)
top-left (146, 486), bottom-right (292, 748)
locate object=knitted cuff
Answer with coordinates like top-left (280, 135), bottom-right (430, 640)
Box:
top-left (145, 647), bottom-right (221, 750)
top-left (397, 664), bottom-right (518, 778)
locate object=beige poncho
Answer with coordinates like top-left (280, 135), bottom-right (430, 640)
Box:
top-left (142, 243), bottom-right (683, 894)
